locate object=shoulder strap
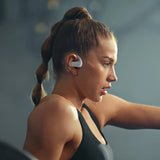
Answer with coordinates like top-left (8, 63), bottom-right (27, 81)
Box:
top-left (82, 103), bottom-right (101, 131)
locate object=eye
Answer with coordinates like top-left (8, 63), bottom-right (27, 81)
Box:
top-left (104, 62), bottom-right (110, 66)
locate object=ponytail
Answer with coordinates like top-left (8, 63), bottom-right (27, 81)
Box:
top-left (31, 37), bottom-right (52, 106)
top-left (31, 20), bottom-right (64, 106)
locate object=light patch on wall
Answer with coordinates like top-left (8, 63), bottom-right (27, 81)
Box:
top-left (47, 0), bottom-right (59, 10)
top-left (35, 22), bottom-right (48, 34)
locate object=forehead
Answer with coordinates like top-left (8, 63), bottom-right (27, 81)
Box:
top-left (88, 38), bottom-right (118, 62)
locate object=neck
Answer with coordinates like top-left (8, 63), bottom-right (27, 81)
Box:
top-left (52, 76), bottom-right (85, 111)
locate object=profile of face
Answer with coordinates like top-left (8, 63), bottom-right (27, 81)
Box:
top-left (76, 37), bottom-right (118, 102)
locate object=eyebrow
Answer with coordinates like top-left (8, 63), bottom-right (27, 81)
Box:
top-left (103, 56), bottom-right (114, 62)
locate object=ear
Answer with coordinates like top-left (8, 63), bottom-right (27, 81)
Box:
top-left (65, 54), bottom-right (82, 75)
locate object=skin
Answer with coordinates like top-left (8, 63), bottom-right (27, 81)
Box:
top-left (23, 37), bottom-right (160, 160)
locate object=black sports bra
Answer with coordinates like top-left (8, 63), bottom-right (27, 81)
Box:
top-left (70, 103), bottom-right (113, 160)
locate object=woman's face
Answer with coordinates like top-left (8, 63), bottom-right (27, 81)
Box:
top-left (77, 37), bottom-right (118, 102)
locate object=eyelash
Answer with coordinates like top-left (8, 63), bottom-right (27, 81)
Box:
top-left (104, 63), bottom-right (110, 66)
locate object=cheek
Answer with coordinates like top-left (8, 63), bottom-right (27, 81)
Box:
top-left (79, 63), bottom-right (106, 86)
top-left (93, 66), bottom-right (106, 80)
top-left (77, 67), bottom-right (106, 101)
top-left (88, 64), bottom-right (103, 75)
top-left (77, 68), bottom-right (95, 90)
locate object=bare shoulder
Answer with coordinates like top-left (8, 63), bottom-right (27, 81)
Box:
top-left (84, 94), bottom-right (129, 129)
top-left (24, 94), bottom-right (79, 159)
top-left (100, 93), bottom-right (128, 108)
top-left (30, 94), bottom-right (78, 122)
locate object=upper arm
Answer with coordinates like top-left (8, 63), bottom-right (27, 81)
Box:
top-left (39, 110), bottom-right (74, 159)
top-left (25, 101), bottom-right (76, 160)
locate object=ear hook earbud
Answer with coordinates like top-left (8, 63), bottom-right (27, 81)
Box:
top-left (69, 55), bottom-right (83, 68)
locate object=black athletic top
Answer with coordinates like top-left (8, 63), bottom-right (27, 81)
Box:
top-left (70, 103), bottom-right (113, 160)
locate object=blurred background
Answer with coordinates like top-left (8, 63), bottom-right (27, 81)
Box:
top-left (0, 0), bottom-right (160, 159)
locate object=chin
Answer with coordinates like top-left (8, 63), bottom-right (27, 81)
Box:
top-left (95, 96), bottom-right (102, 103)
top-left (90, 95), bottom-right (102, 103)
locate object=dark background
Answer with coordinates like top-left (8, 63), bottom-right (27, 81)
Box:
top-left (0, 0), bottom-right (160, 159)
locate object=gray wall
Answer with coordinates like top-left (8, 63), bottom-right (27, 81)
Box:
top-left (0, 0), bottom-right (160, 159)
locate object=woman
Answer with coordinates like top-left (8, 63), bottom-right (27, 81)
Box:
top-left (23, 7), bottom-right (160, 160)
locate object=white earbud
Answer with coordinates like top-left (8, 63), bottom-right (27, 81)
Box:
top-left (69, 55), bottom-right (83, 68)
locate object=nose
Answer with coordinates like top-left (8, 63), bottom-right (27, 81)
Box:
top-left (107, 68), bottom-right (118, 82)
